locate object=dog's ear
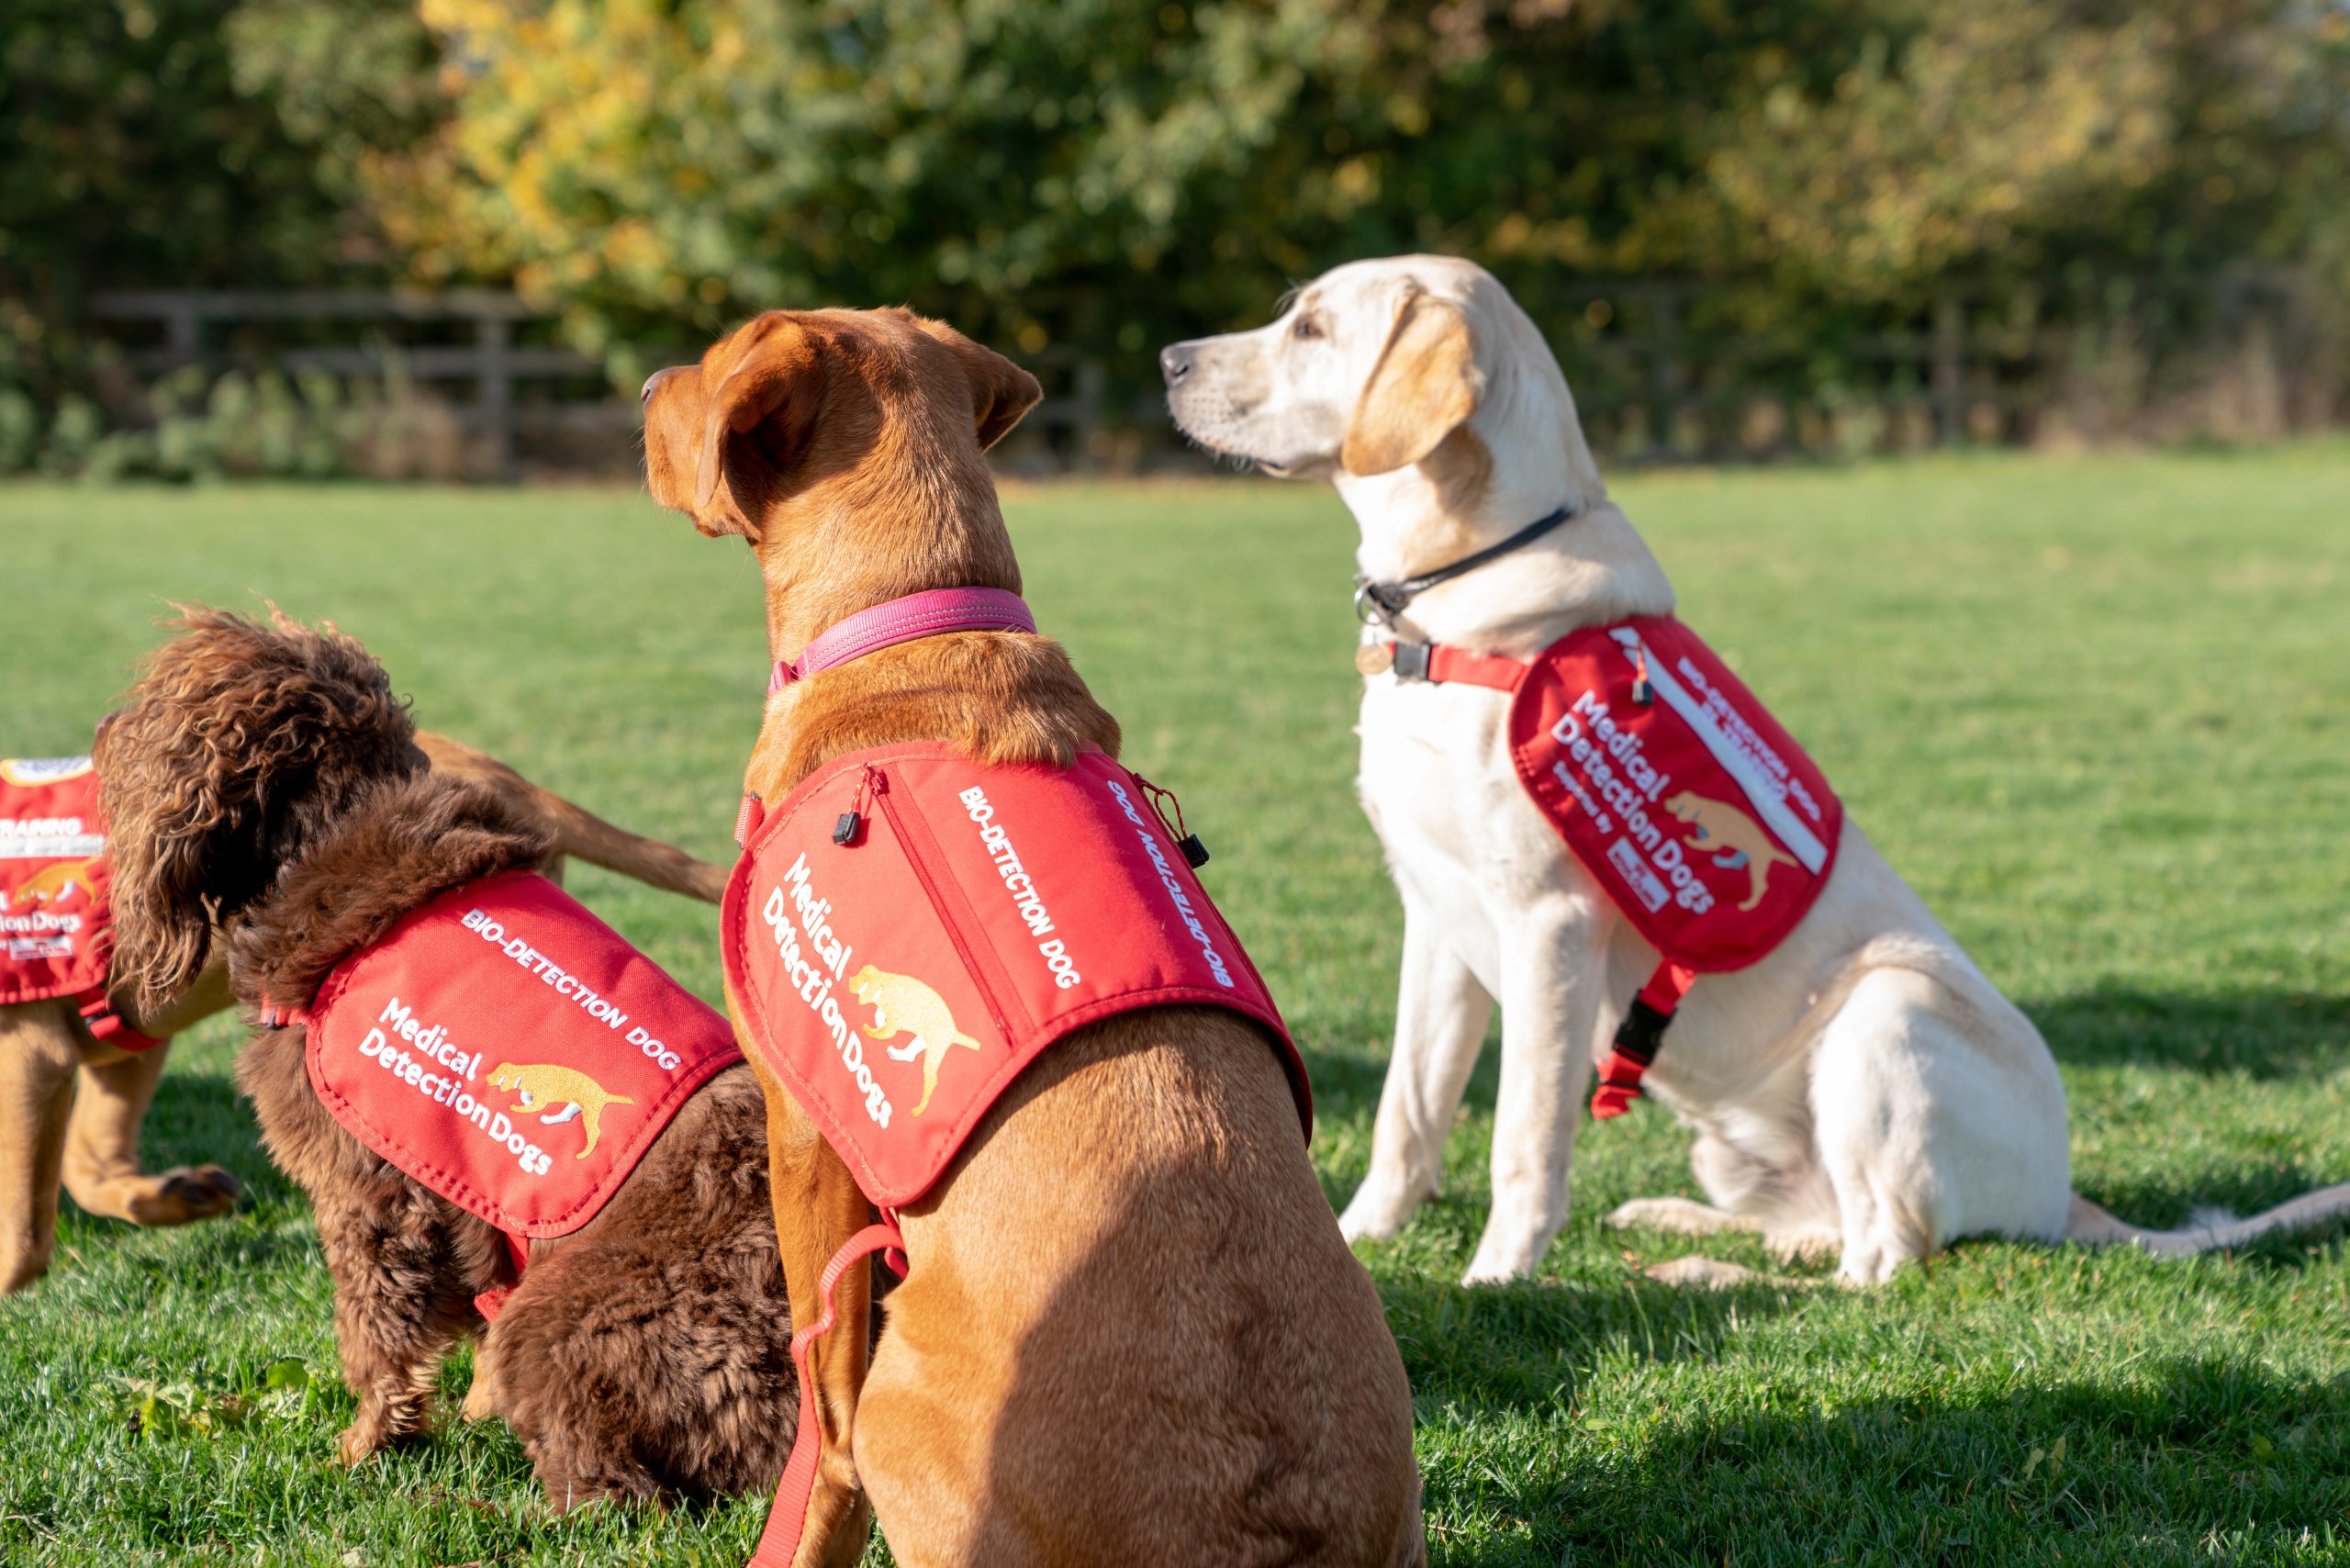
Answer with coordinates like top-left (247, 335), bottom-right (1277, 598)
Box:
top-left (1341, 286), bottom-right (1481, 477)
top-left (913, 319), bottom-right (1044, 450)
top-left (693, 315), bottom-right (830, 536)
top-left (95, 607), bottom-right (420, 1017)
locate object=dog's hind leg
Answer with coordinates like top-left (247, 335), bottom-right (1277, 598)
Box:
top-left (0, 1002), bottom-right (81, 1292)
top-left (1810, 967), bottom-right (2069, 1285)
top-left (1339, 897), bottom-right (1494, 1246)
top-left (63, 1042), bottom-right (241, 1227)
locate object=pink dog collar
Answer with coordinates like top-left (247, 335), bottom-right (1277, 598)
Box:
top-left (770, 588), bottom-right (1035, 690)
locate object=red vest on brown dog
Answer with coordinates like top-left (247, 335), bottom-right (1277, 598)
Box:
top-left (0, 756), bottom-right (159, 1050)
top-left (274, 869), bottom-right (741, 1310)
top-left (724, 744), bottom-right (1306, 1210)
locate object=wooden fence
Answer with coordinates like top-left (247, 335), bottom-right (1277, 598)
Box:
top-left (85, 273), bottom-right (2339, 475)
top-left (90, 290), bottom-right (604, 478)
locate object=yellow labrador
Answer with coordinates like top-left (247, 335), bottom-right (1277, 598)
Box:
top-left (1161, 253), bottom-right (2350, 1285)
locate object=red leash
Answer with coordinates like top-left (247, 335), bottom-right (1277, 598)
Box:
top-left (747, 1220), bottom-right (908, 1568)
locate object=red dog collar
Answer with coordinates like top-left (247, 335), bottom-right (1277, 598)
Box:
top-left (770, 588), bottom-right (1035, 690)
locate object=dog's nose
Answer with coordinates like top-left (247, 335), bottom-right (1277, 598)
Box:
top-left (641, 366), bottom-right (685, 404)
top-left (1159, 344), bottom-right (1193, 386)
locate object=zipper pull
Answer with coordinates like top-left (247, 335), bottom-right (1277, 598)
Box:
top-left (833, 766), bottom-right (880, 846)
top-left (1134, 774), bottom-right (1211, 868)
top-left (1630, 648), bottom-right (1654, 707)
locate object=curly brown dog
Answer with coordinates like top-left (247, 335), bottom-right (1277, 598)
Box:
top-left (642, 308), bottom-right (1423, 1567)
top-left (95, 609), bottom-right (796, 1506)
top-left (0, 727), bottom-right (728, 1295)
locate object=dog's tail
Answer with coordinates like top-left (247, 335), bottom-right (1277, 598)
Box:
top-left (2065, 1185), bottom-right (2350, 1256)
top-left (416, 733), bottom-right (729, 904)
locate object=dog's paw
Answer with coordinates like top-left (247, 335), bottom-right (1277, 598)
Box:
top-left (1606, 1197), bottom-right (1723, 1235)
top-left (1642, 1256), bottom-right (1763, 1289)
top-left (1337, 1182), bottom-right (1419, 1246)
top-left (123, 1166), bottom-right (242, 1226)
top-left (1460, 1236), bottom-right (1545, 1285)
top-left (335, 1424), bottom-right (388, 1467)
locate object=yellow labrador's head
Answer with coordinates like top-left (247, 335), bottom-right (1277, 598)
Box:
top-left (1162, 254), bottom-right (1608, 545)
top-left (1163, 255), bottom-right (1518, 481)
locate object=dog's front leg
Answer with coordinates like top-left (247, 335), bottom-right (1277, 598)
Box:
top-left (1340, 896), bottom-right (1494, 1244)
top-left (755, 1052), bottom-right (877, 1568)
top-left (1461, 901), bottom-right (1606, 1284)
top-left (63, 1044), bottom-right (241, 1226)
top-left (311, 1189), bottom-right (474, 1463)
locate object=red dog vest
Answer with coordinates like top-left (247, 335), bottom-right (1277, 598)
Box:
top-left (731, 744), bottom-right (1309, 1568)
top-left (722, 745), bottom-right (1306, 1210)
top-left (0, 756), bottom-right (158, 1050)
top-left (289, 869), bottom-right (740, 1264)
top-left (1375, 616), bottom-right (1842, 1115)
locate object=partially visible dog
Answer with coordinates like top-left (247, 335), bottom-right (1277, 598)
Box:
top-left (94, 610), bottom-right (795, 1505)
top-left (1163, 253), bottom-right (2350, 1285)
top-left (643, 307), bottom-right (1422, 1565)
top-left (0, 726), bottom-right (727, 1294)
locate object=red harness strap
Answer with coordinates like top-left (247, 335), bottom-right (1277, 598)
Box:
top-left (77, 994), bottom-right (162, 1053)
top-left (1592, 961), bottom-right (1695, 1120)
top-left (472, 1231), bottom-right (533, 1322)
top-left (1368, 636), bottom-right (1711, 1120)
top-left (1360, 639), bottom-right (1530, 691)
top-left (747, 1221), bottom-right (909, 1568)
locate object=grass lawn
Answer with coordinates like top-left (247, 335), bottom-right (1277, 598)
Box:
top-left (2, 445), bottom-right (2347, 1565)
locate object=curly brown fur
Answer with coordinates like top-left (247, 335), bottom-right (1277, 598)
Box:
top-left (2, 617), bottom-right (727, 1300)
top-left (484, 1064), bottom-right (792, 1505)
top-left (97, 607), bottom-right (426, 1019)
top-left (95, 610), bottom-right (797, 1506)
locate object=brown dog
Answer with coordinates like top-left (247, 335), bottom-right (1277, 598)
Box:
top-left (0, 729), bottom-right (728, 1295)
top-left (95, 610), bottom-right (795, 1506)
top-left (643, 308), bottom-right (1424, 1566)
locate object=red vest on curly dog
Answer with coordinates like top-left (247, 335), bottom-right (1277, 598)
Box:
top-left (1371, 615), bottom-right (1842, 1116)
top-left (0, 756), bottom-right (158, 1050)
top-left (275, 869), bottom-right (741, 1311)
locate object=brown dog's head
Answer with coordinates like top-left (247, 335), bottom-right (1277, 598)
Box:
top-left (95, 607), bottom-right (424, 1015)
top-left (641, 308), bottom-right (1040, 616)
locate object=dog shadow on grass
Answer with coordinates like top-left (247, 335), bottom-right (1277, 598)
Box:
top-left (1483, 1355), bottom-right (2350, 1567)
top-left (2024, 983), bottom-right (2350, 1081)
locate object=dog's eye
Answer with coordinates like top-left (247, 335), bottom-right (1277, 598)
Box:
top-left (1291, 314), bottom-right (1324, 342)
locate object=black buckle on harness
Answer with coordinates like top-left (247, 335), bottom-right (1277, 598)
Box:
top-left (1389, 641), bottom-right (1431, 682)
top-left (1609, 994), bottom-right (1674, 1069)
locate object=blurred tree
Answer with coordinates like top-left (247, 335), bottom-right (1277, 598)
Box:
top-left (4, 0), bottom-right (2344, 451)
top-left (0, 0), bottom-right (440, 397)
top-left (381, 0), bottom-right (2350, 385)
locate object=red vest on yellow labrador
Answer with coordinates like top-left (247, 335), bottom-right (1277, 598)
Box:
top-left (1372, 615), bottom-right (1842, 1114)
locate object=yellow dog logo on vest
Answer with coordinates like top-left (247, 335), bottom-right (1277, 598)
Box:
top-left (848, 965), bottom-right (984, 1117)
top-left (1663, 791), bottom-right (1798, 913)
top-left (487, 1062), bottom-right (635, 1159)
top-left (6, 857), bottom-right (95, 911)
